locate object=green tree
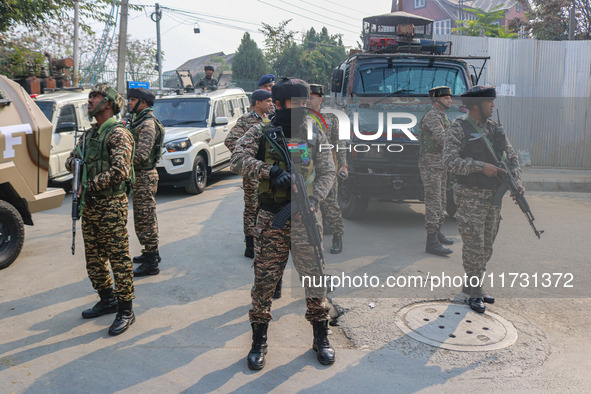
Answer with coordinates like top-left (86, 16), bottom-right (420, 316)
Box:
top-left (454, 5), bottom-right (517, 38)
top-left (260, 20), bottom-right (296, 66)
top-left (526, 0), bottom-right (591, 40)
top-left (231, 32), bottom-right (269, 83)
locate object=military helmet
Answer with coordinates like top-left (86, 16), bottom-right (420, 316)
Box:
top-left (309, 84), bottom-right (325, 97)
top-left (204, 65), bottom-right (214, 71)
top-left (461, 85), bottom-right (496, 106)
top-left (272, 77), bottom-right (309, 103)
top-left (128, 87), bottom-right (155, 106)
top-left (429, 86), bottom-right (452, 98)
top-left (89, 83), bottom-right (125, 114)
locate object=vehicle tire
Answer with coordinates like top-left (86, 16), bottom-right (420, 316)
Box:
top-left (0, 200), bottom-right (25, 270)
top-left (446, 186), bottom-right (457, 218)
top-left (338, 181), bottom-right (369, 220)
top-left (185, 154), bottom-right (208, 194)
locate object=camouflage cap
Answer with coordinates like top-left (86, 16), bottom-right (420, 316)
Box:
top-left (272, 77), bottom-right (309, 102)
top-left (429, 86), bottom-right (452, 98)
top-left (309, 84), bottom-right (324, 96)
top-left (90, 83), bottom-right (125, 114)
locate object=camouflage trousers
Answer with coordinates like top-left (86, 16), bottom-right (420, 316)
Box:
top-left (82, 193), bottom-right (134, 301)
top-left (249, 208), bottom-right (329, 324)
top-left (243, 177), bottom-right (260, 237)
top-left (320, 179), bottom-right (344, 235)
top-left (132, 169), bottom-right (159, 253)
top-left (454, 184), bottom-right (501, 297)
top-left (419, 165), bottom-right (447, 233)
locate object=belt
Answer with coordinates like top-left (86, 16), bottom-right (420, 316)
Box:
top-left (260, 204), bottom-right (286, 213)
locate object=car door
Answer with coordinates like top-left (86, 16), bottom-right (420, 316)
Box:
top-left (51, 104), bottom-right (78, 179)
top-left (212, 99), bottom-right (231, 164)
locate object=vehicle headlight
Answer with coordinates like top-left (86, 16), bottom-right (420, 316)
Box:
top-left (165, 138), bottom-right (192, 152)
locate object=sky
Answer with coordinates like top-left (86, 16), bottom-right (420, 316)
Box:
top-left (107, 0), bottom-right (392, 71)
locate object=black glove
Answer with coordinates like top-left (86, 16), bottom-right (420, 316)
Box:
top-left (308, 196), bottom-right (319, 210)
top-left (269, 165), bottom-right (291, 188)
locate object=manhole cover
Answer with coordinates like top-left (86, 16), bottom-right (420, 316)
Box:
top-left (394, 301), bottom-right (518, 351)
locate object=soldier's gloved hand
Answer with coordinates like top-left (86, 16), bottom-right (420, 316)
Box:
top-left (308, 196), bottom-right (319, 212)
top-left (269, 165), bottom-right (291, 188)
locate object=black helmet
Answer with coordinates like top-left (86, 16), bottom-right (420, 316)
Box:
top-left (461, 85), bottom-right (496, 106)
top-left (128, 87), bottom-right (155, 106)
top-left (272, 77), bottom-right (309, 103)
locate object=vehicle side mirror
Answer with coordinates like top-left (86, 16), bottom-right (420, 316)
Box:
top-left (56, 122), bottom-right (76, 133)
top-left (470, 74), bottom-right (477, 86)
top-left (331, 69), bottom-right (344, 94)
top-left (214, 116), bottom-right (228, 126)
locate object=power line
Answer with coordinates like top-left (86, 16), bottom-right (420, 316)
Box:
top-left (298, 0), bottom-right (360, 22)
top-left (323, 0), bottom-right (367, 16)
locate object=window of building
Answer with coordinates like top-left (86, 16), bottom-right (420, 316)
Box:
top-left (414, 0), bottom-right (425, 9)
top-left (434, 19), bottom-right (451, 35)
top-left (516, 3), bottom-right (522, 13)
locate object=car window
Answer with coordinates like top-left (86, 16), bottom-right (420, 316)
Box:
top-left (214, 100), bottom-right (228, 118)
top-left (153, 98), bottom-right (210, 127)
top-left (35, 100), bottom-right (55, 123)
top-left (57, 104), bottom-right (78, 128)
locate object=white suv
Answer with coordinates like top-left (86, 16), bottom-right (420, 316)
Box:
top-left (153, 88), bottom-right (249, 194)
top-left (33, 89), bottom-right (92, 182)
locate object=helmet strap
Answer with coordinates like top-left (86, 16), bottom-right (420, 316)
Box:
top-left (90, 96), bottom-right (109, 117)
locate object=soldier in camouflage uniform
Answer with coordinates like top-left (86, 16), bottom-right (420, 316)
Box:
top-left (198, 65), bottom-right (218, 90)
top-left (126, 88), bottom-right (165, 277)
top-left (443, 86), bottom-right (524, 313)
top-left (230, 78), bottom-right (336, 370)
top-left (65, 83), bottom-right (136, 336)
top-left (225, 89), bottom-right (273, 259)
top-left (419, 86), bottom-right (454, 256)
top-left (309, 84), bottom-right (347, 254)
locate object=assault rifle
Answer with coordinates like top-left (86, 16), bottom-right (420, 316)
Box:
top-left (71, 130), bottom-right (86, 254)
top-left (469, 133), bottom-right (543, 239)
top-left (266, 127), bottom-right (326, 272)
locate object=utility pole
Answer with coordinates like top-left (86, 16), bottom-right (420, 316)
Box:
top-left (116, 0), bottom-right (129, 94)
top-left (568, 1), bottom-right (576, 40)
top-left (73, 0), bottom-right (80, 86)
top-left (152, 3), bottom-right (164, 91)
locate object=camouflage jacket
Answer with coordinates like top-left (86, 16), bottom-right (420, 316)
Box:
top-left (66, 119), bottom-right (134, 192)
top-left (323, 112), bottom-right (347, 167)
top-left (443, 114), bottom-right (521, 183)
top-left (129, 108), bottom-right (161, 169)
top-left (230, 116), bottom-right (336, 203)
top-left (419, 106), bottom-right (450, 167)
top-left (198, 77), bottom-right (218, 89)
top-left (225, 111), bottom-right (266, 152)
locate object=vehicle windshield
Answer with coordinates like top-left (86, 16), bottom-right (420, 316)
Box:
top-left (34, 100), bottom-right (55, 122)
top-left (354, 63), bottom-right (468, 95)
top-left (153, 98), bottom-right (210, 127)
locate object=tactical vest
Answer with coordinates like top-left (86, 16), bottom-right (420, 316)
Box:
top-left (129, 110), bottom-right (165, 170)
top-left (419, 108), bottom-right (450, 156)
top-left (84, 118), bottom-right (132, 197)
top-left (257, 124), bottom-right (316, 206)
top-left (456, 118), bottom-right (507, 190)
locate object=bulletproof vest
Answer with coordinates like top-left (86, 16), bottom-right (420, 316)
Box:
top-left (258, 124), bottom-right (316, 206)
top-left (129, 110), bottom-right (165, 170)
top-left (419, 108), bottom-right (450, 156)
top-left (84, 118), bottom-right (132, 197)
top-left (455, 118), bottom-right (507, 189)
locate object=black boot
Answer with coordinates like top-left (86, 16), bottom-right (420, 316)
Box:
top-left (468, 298), bottom-right (486, 313)
top-left (426, 233), bottom-right (452, 256)
top-left (108, 300), bottom-right (135, 336)
top-left (312, 320), bottom-right (335, 365)
top-left (133, 252), bottom-right (160, 277)
top-left (247, 322), bottom-right (268, 370)
top-left (133, 251), bottom-right (161, 264)
top-left (81, 287), bottom-right (118, 319)
top-left (437, 230), bottom-right (454, 245)
top-left (273, 278), bottom-right (282, 299)
top-left (330, 234), bottom-right (342, 254)
top-left (244, 236), bottom-right (255, 258)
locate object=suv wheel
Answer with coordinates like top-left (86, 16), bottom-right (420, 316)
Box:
top-left (338, 181), bottom-right (369, 219)
top-left (185, 155), bottom-right (208, 194)
top-left (0, 200), bottom-right (25, 270)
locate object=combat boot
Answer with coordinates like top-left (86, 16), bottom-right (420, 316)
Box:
top-left (312, 320), bottom-right (335, 365)
top-left (247, 322), bottom-right (268, 370)
top-left (437, 230), bottom-right (454, 245)
top-left (244, 236), bottom-right (255, 259)
top-left (81, 287), bottom-right (118, 319)
top-left (108, 300), bottom-right (135, 336)
top-left (133, 252), bottom-right (160, 277)
top-left (426, 232), bottom-right (452, 256)
top-left (273, 278), bottom-right (282, 299)
top-left (133, 251), bottom-right (161, 264)
top-left (330, 233), bottom-right (342, 254)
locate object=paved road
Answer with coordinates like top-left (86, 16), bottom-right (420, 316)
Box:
top-left (1, 172), bottom-right (590, 393)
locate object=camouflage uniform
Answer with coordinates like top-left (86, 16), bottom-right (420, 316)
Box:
top-left (198, 76), bottom-right (218, 90)
top-left (443, 115), bottom-right (521, 297)
top-left (66, 118), bottom-right (135, 301)
top-left (128, 107), bottom-right (164, 254)
top-left (419, 107), bottom-right (451, 233)
top-left (225, 111), bottom-right (267, 237)
top-left (319, 112), bottom-right (346, 236)
top-left (230, 115), bottom-right (336, 324)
